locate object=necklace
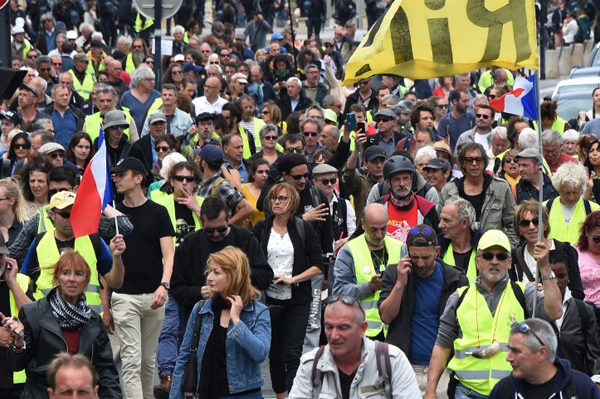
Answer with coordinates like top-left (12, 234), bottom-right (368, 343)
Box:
top-left (369, 247), bottom-right (388, 274)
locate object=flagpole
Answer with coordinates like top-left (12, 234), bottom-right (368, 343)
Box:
top-left (113, 200), bottom-right (119, 235)
top-left (532, 69), bottom-right (543, 319)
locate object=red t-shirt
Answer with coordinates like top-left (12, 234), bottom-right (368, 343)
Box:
top-left (62, 329), bottom-right (81, 355)
top-left (387, 201), bottom-right (418, 242)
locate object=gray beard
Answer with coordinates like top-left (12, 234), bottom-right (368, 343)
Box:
top-left (132, 52), bottom-right (145, 66)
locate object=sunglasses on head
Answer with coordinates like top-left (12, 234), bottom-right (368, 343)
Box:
top-left (204, 225), bottom-right (228, 234)
top-left (173, 175), bottom-right (196, 182)
top-left (325, 294), bottom-right (365, 315)
top-left (480, 251), bottom-right (509, 261)
top-left (318, 177), bottom-right (337, 186)
top-left (518, 217), bottom-right (539, 228)
top-left (289, 173), bottom-right (309, 180)
top-left (512, 322), bottom-right (546, 348)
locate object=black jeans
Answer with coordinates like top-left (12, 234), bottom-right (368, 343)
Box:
top-left (267, 298), bottom-right (310, 394)
top-left (0, 385), bottom-right (24, 399)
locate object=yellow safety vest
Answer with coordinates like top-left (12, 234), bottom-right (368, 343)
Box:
top-left (135, 12), bottom-right (153, 32)
top-left (33, 234), bottom-right (102, 314)
top-left (124, 53), bottom-right (136, 74)
top-left (36, 205), bottom-right (54, 234)
top-left (252, 117), bottom-right (265, 151)
top-left (86, 54), bottom-right (106, 77)
top-left (546, 198), bottom-right (600, 245)
top-left (147, 98), bottom-right (164, 116)
top-left (20, 41), bottom-right (32, 61)
top-left (447, 281), bottom-right (526, 396)
top-left (153, 194), bottom-right (204, 247)
top-left (8, 274), bottom-right (29, 384)
top-left (346, 234), bottom-right (403, 337)
top-left (238, 126), bottom-right (254, 160)
top-left (442, 244), bottom-right (477, 284)
top-left (85, 110), bottom-right (133, 142)
top-left (68, 69), bottom-right (96, 101)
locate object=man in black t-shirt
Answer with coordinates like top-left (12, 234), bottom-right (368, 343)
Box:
top-left (490, 318), bottom-right (600, 399)
top-left (109, 157), bottom-right (175, 399)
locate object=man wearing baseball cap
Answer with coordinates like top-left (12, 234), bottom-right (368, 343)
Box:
top-left (110, 157), bottom-right (175, 399)
top-left (19, 191), bottom-right (126, 314)
top-left (68, 52), bottom-right (96, 101)
top-left (380, 224), bottom-right (468, 396)
top-left (18, 83), bottom-right (50, 132)
top-left (425, 229), bottom-right (563, 398)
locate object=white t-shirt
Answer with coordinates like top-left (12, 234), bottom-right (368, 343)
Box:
top-left (560, 202), bottom-right (576, 226)
top-left (523, 240), bottom-right (556, 283)
top-left (266, 230), bottom-right (294, 300)
top-left (192, 96), bottom-right (228, 115)
top-left (474, 132), bottom-right (491, 152)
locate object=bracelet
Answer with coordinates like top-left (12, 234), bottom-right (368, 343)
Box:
top-left (12, 340), bottom-right (26, 354)
top-left (292, 277), bottom-right (299, 287)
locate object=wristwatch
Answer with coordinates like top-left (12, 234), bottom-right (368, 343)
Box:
top-left (160, 282), bottom-right (170, 290)
top-left (12, 340), bottom-right (26, 354)
top-left (540, 271), bottom-right (556, 281)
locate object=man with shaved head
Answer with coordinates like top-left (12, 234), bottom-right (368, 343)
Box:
top-left (332, 203), bottom-right (405, 341)
top-left (192, 76), bottom-right (228, 114)
top-left (106, 59), bottom-right (129, 96)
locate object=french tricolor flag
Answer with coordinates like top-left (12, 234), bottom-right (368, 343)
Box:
top-left (71, 127), bottom-right (113, 238)
top-left (489, 75), bottom-right (538, 121)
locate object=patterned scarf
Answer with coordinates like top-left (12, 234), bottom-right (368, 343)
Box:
top-left (48, 287), bottom-right (92, 330)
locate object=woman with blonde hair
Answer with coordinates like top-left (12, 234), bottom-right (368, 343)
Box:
top-left (261, 100), bottom-right (286, 134)
top-left (0, 177), bottom-right (25, 245)
top-left (169, 246), bottom-right (270, 399)
top-left (148, 152), bottom-right (187, 200)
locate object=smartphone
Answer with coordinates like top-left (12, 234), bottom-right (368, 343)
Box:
top-left (356, 122), bottom-right (365, 133)
top-left (346, 113), bottom-right (356, 132)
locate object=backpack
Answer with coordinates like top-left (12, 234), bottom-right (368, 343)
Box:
top-left (310, 341), bottom-right (393, 398)
top-left (545, 197), bottom-right (592, 216)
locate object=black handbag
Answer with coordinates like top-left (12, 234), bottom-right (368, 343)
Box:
top-left (181, 301), bottom-right (204, 398)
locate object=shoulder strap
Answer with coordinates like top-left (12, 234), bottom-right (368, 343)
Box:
top-left (510, 279), bottom-right (529, 319)
top-left (516, 248), bottom-right (535, 282)
top-left (211, 176), bottom-right (225, 197)
top-left (294, 217), bottom-right (306, 247)
top-left (574, 299), bottom-right (590, 350)
top-left (455, 286), bottom-right (470, 309)
top-left (311, 345), bottom-right (327, 389)
top-left (375, 341), bottom-right (393, 398)
top-left (190, 300), bottom-right (205, 353)
top-left (377, 181), bottom-right (390, 198)
top-left (546, 197), bottom-right (555, 213)
top-left (584, 199), bottom-right (592, 215)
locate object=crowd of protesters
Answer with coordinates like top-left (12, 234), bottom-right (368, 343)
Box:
top-left (4, 0), bottom-right (600, 398)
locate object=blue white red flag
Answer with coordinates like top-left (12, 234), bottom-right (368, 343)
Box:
top-left (489, 75), bottom-right (538, 121)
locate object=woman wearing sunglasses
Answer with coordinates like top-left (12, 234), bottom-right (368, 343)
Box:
top-left (151, 134), bottom-right (179, 182)
top-left (252, 182), bottom-right (323, 399)
top-left (510, 200), bottom-right (584, 300)
top-left (249, 124), bottom-right (282, 166)
top-left (260, 101), bottom-right (286, 135)
top-left (498, 149), bottom-right (520, 189)
top-left (4, 132), bottom-right (31, 176)
top-left (0, 177), bottom-right (26, 245)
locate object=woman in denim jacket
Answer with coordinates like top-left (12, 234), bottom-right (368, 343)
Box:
top-left (169, 246), bottom-right (271, 399)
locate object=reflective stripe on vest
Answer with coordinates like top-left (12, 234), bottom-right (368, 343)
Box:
top-left (547, 198), bottom-right (598, 245)
top-left (346, 234), bottom-right (403, 337)
top-left (85, 111), bottom-right (132, 142)
top-left (153, 194), bottom-right (204, 247)
top-left (34, 234), bottom-right (103, 314)
top-left (36, 205), bottom-right (54, 234)
top-left (125, 53), bottom-right (136, 74)
top-left (238, 126), bottom-right (253, 159)
top-left (442, 244), bottom-right (477, 284)
top-left (68, 70), bottom-right (96, 101)
top-left (9, 273), bottom-right (30, 384)
top-left (447, 281), bottom-right (525, 396)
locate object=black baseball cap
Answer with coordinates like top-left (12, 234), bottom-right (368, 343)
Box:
top-left (363, 145), bottom-right (386, 161)
top-left (196, 112), bottom-right (216, 123)
top-left (112, 157), bottom-right (147, 175)
top-left (423, 158), bottom-right (451, 172)
top-left (0, 110), bottom-right (22, 125)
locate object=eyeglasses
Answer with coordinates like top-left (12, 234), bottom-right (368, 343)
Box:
top-left (28, 54), bottom-right (38, 59)
top-left (156, 146), bottom-right (170, 152)
top-left (173, 175), bottom-right (196, 182)
top-left (48, 188), bottom-right (69, 198)
top-left (49, 152), bottom-right (65, 159)
top-left (324, 294), bottom-right (365, 315)
top-left (475, 113), bottom-right (491, 120)
top-left (261, 110), bottom-right (270, 115)
top-left (172, 70), bottom-right (183, 75)
top-left (55, 210), bottom-right (71, 219)
top-left (303, 131), bottom-right (318, 137)
top-left (504, 157), bottom-right (516, 164)
top-left (480, 251), bottom-right (509, 261)
top-left (359, 80), bottom-right (370, 85)
top-left (285, 146), bottom-right (304, 154)
top-left (377, 118), bottom-right (392, 123)
top-left (289, 173), bottom-right (309, 180)
top-left (464, 156), bottom-right (485, 163)
top-left (263, 135), bottom-right (277, 141)
top-left (204, 225), bottom-right (228, 234)
top-left (133, 45), bottom-right (143, 49)
top-left (14, 143), bottom-right (30, 150)
top-left (512, 322), bottom-right (546, 348)
top-left (518, 217), bottom-right (539, 228)
top-left (436, 104), bottom-right (449, 108)
top-left (270, 195), bottom-right (289, 203)
top-left (318, 177), bottom-right (337, 186)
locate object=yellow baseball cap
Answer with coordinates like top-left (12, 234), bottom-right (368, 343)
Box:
top-left (477, 229), bottom-right (511, 252)
top-left (50, 191), bottom-right (76, 210)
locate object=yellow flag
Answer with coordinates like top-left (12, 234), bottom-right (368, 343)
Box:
top-left (342, 0), bottom-right (539, 86)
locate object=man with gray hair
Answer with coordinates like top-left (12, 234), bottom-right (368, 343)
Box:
top-left (488, 126), bottom-right (510, 173)
top-left (120, 66), bottom-right (161, 131)
top-left (542, 129), bottom-right (576, 173)
top-left (490, 318), bottom-right (599, 399)
top-left (515, 148), bottom-right (558, 203)
top-left (44, 83), bottom-right (85, 146)
top-left (438, 198), bottom-right (482, 283)
top-left (281, 77), bottom-right (313, 120)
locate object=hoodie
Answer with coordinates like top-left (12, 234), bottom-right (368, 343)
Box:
top-left (489, 357), bottom-right (600, 399)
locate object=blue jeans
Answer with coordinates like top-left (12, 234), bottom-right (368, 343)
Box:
top-left (157, 293), bottom-right (185, 375)
top-left (218, 392), bottom-right (262, 399)
top-left (454, 383), bottom-right (489, 399)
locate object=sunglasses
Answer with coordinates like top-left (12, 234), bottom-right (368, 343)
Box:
top-left (173, 175), bottom-right (196, 182)
top-left (436, 104), bottom-right (449, 108)
top-left (318, 177), bottom-right (337, 186)
top-left (303, 131), bottom-right (318, 137)
top-left (262, 110), bottom-right (270, 114)
top-left (52, 62), bottom-right (62, 66)
top-left (512, 322), bottom-right (546, 348)
top-left (285, 147), bottom-right (303, 154)
top-left (270, 195), bottom-right (289, 203)
top-left (172, 70), bottom-right (183, 75)
top-left (480, 251), bottom-right (509, 261)
top-left (325, 294), bottom-right (365, 315)
top-left (204, 225), bottom-right (228, 234)
top-left (49, 152), bottom-right (65, 159)
top-left (39, 68), bottom-right (51, 72)
top-left (377, 118), bottom-right (393, 123)
top-left (504, 157), bottom-right (516, 164)
top-left (289, 173), bottom-right (309, 180)
top-left (156, 146), bottom-right (170, 152)
top-left (476, 113), bottom-right (491, 119)
top-left (489, 94), bottom-right (496, 99)
top-left (55, 210), bottom-right (71, 219)
top-left (518, 217), bottom-right (539, 228)
top-left (464, 156), bottom-right (485, 163)
top-left (14, 143), bottom-right (30, 150)
top-left (263, 135), bottom-right (278, 141)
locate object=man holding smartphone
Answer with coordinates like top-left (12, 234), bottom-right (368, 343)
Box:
top-left (379, 225), bottom-right (469, 397)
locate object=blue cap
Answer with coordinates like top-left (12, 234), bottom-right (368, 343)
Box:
top-left (271, 32), bottom-right (284, 40)
top-left (183, 62), bottom-right (202, 73)
top-left (198, 144), bottom-right (224, 163)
